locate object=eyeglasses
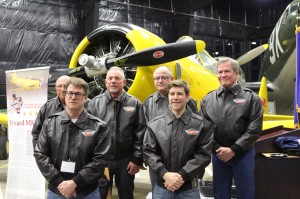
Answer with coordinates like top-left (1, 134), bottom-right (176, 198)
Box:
top-left (153, 76), bottom-right (171, 81)
top-left (64, 91), bottom-right (86, 99)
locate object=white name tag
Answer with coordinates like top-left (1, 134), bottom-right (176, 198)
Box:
top-left (61, 161), bottom-right (76, 173)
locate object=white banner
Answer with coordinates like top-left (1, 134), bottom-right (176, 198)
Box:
top-left (5, 67), bottom-right (50, 199)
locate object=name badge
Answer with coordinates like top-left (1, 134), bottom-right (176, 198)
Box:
top-left (61, 161), bottom-right (75, 173)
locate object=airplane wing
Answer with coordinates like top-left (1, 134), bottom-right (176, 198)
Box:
top-left (244, 82), bottom-right (274, 93)
top-left (263, 114), bottom-right (294, 130)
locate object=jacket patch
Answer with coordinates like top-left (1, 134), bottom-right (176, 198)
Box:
top-left (233, 98), bottom-right (246, 104)
top-left (81, 129), bottom-right (95, 136)
top-left (185, 129), bottom-right (200, 135)
top-left (123, 106), bottom-right (135, 112)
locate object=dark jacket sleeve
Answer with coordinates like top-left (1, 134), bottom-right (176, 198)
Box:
top-left (187, 97), bottom-right (199, 113)
top-left (33, 119), bottom-right (65, 187)
top-left (231, 94), bottom-right (263, 155)
top-left (131, 102), bottom-right (146, 166)
top-left (32, 105), bottom-right (47, 149)
top-left (142, 101), bottom-right (150, 124)
top-left (143, 125), bottom-right (168, 178)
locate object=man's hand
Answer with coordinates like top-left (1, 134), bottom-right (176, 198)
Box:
top-left (127, 161), bottom-right (141, 175)
top-left (216, 147), bottom-right (235, 162)
top-left (163, 172), bottom-right (184, 192)
top-left (57, 180), bottom-right (77, 198)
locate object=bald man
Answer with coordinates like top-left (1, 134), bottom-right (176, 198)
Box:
top-left (143, 66), bottom-right (198, 191)
top-left (32, 75), bottom-right (71, 148)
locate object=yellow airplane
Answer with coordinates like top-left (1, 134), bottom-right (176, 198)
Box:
top-left (10, 73), bottom-right (41, 90)
top-left (67, 23), bottom-right (295, 199)
top-left (0, 22), bottom-right (295, 131)
top-left (68, 23), bottom-right (295, 130)
top-left (0, 20), bottom-right (296, 199)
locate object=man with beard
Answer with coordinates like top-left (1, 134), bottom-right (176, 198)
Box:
top-left (87, 66), bottom-right (146, 199)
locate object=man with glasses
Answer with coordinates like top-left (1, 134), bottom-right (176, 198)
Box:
top-left (143, 66), bottom-right (198, 192)
top-left (32, 75), bottom-right (71, 149)
top-left (34, 77), bottom-right (111, 199)
top-left (87, 66), bottom-right (146, 199)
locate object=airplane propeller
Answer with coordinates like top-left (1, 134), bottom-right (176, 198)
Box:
top-left (79, 40), bottom-right (206, 76)
top-left (237, 44), bottom-right (269, 65)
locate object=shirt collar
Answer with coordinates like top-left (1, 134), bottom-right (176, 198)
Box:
top-left (217, 83), bottom-right (242, 96)
top-left (105, 90), bottom-right (127, 104)
top-left (153, 92), bottom-right (168, 103)
top-left (54, 96), bottom-right (64, 109)
top-left (61, 109), bottom-right (88, 129)
top-left (166, 107), bottom-right (192, 125)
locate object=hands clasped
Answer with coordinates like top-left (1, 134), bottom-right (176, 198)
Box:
top-left (57, 180), bottom-right (77, 198)
top-left (163, 172), bottom-right (184, 192)
top-left (216, 147), bottom-right (235, 162)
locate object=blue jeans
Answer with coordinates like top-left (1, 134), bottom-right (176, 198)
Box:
top-left (212, 147), bottom-right (255, 199)
top-left (149, 167), bottom-right (157, 191)
top-left (47, 188), bottom-right (100, 199)
top-left (102, 157), bottom-right (135, 199)
top-left (153, 184), bottom-right (200, 199)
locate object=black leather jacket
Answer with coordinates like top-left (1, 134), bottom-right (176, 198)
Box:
top-left (143, 108), bottom-right (214, 191)
top-left (143, 92), bottom-right (199, 123)
top-left (34, 109), bottom-right (111, 196)
top-left (200, 83), bottom-right (263, 155)
top-left (32, 96), bottom-right (64, 148)
top-left (87, 90), bottom-right (146, 166)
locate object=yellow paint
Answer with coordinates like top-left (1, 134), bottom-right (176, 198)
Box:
top-left (69, 37), bottom-right (90, 68)
top-left (258, 76), bottom-right (268, 114)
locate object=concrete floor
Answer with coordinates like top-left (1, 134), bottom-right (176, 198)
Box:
top-left (0, 159), bottom-right (214, 199)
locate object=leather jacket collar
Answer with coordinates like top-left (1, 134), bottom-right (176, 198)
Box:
top-left (60, 109), bottom-right (88, 130)
top-left (166, 108), bottom-right (192, 125)
top-left (217, 83), bottom-right (242, 96)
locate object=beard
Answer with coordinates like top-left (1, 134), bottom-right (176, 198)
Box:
top-left (108, 87), bottom-right (121, 94)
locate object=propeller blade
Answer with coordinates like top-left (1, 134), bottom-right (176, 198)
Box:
top-left (106, 40), bottom-right (206, 68)
top-left (237, 44), bottom-right (268, 65)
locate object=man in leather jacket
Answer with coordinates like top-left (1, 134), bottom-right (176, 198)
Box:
top-left (32, 75), bottom-right (70, 148)
top-left (200, 58), bottom-right (263, 199)
top-left (87, 67), bottom-right (146, 199)
top-left (34, 77), bottom-right (111, 199)
top-left (143, 66), bottom-right (198, 192)
top-left (143, 80), bottom-right (213, 199)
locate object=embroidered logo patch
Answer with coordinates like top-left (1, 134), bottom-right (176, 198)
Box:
top-left (233, 98), bottom-right (246, 104)
top-left (185, 129), bottom-right (200, 135)
top-left (81, 129), bottom-right (95, 136)
top-left (123, 106), bottom-right (135, 112)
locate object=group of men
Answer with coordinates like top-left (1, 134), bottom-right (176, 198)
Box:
top-left (32, 58), bottom-right (263, 199)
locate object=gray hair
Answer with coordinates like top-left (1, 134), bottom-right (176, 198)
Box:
top-left (217, 58), bottom-right (239, 73)
top-left (153, 66), bottom-right (173, 77)
top-left (55, 75), bottom-right (71, 86)
top-left (107, 66), bottom-right (125, 80)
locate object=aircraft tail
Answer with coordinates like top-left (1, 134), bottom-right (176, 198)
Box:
top-left (258, 76), bottom-right (268, 114)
